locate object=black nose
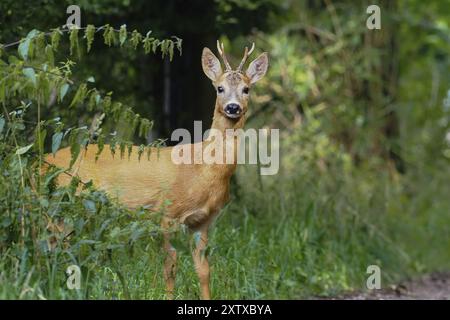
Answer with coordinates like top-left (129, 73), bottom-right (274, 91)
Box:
top-left (224, 103), bottom-right (241, 115)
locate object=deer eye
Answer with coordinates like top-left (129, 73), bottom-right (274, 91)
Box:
top-left (243, 87), bottom-right (249, 94)
top-left (217, 86), bottom-right (224, 93)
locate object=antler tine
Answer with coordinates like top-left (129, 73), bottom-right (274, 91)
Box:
top-left (237, 47), bottom-right (248, 72)
top-left (216, 40), bottom-right (232, 72)
top-left (237, 42), bottom-right (255, 72)
top-left (216, 40), bottom-right (223, 55)
top-left (248, 42), bottom-right (255, 56)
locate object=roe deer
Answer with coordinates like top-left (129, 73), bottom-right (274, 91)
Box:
top-left (45, 41), bottom-right (268, 299)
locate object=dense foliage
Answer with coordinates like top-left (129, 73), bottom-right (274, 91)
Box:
top-left (0, 24), bottom-right (180, 298)
top-left (0, 0), bottom-right (449, 299)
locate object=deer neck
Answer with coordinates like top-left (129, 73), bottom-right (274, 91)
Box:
top-left (204, 100), bottom-right (246, 177)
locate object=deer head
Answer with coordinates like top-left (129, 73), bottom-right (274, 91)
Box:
top-left (201, 41), bottom-right (269, 120)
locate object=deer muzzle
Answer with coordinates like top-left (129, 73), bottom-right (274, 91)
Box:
top-left (224, 103), bottom-right (242, 119)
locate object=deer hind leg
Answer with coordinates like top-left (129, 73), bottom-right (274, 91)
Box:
top-left (162, 217), bottom-right (177, 299)
top-left (192, 225), bottom-right (211, 300)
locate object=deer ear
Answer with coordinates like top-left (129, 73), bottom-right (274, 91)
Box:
top-left (202, 47), bottom-right (222, 81)
top-left (246, 52), bottom-right (268, 84)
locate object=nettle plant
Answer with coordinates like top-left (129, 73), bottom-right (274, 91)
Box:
top-left (0, 25), bottom-right (181, 297)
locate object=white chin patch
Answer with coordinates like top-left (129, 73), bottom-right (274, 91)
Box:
top-left (225, 110), bottom-right (241, 119)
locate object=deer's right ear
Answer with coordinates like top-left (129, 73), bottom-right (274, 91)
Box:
top-left (202, 48), bottom-right (222, 81)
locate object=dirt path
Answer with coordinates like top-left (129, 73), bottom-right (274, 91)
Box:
top-left (332, 272), bottom-right (450, 300)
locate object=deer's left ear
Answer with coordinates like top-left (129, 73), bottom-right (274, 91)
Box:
top-left (246, 52), bottom-right (269, 84)
top-left (202, 47), bottom-right (223, 81)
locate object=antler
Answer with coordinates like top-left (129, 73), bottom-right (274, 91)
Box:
top-left (216, 40), bottom-right (232, 72)
top-left (237, 42), bottom-right (255, 72)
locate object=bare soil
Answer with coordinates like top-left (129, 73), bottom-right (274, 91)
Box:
top-left (329, 272), bottom-right (450, 300)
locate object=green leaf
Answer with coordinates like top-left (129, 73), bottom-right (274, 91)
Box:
top-left (0, 81), bottom-right (5, 103)
top-left (60, 83), bottom-right (69, 101)
top-left (160, 39), bottom-right (169, 58)
top-left (138, 144), bottom-right (145, 161)
top-left (87, 76), bottom-right (95, 83)
top-left (69, 131), bottom-right (81, 168)
top-left (168, 40), bottom-right (174, 61)
top-left (96, 133), bottom-right (105, 161)
top-left (16, 144), bottom-right (34, 155)
top-left (110, 227), bottom-right (120, 238)
top-left (130, 30), bottom-right (142, 50)
top-left (139, 118), bottom-right (152, 137)
top-left (18, 39), bottom-right (31, 60)
top-left (69, 28), bottom-right (79, 56)
top-left (18, 29), bottom-right (39, 60)
top-left (103, 25), bottom-right (115, 47)
top-left (127, 142), bottom-right (133, 159)
top-left (111, 102), bottom-right (123, 121)
top-left (51, 28), bottom-right (61, 51)
top-left (85, 24), bottom-right (95, 53)
top-left (120, 141), bottom-right (126, 159)
top-left (173, 36), bottom-right (183, 56)
top-left (87, 90), bottom-right (97, 111)
top-left (45, 45), bottom-right (55, 66)
top-left (82, 199), bottom-right (96, 213)
top-left (22, 68), bottom-right (37, 86)
top-left (0, 117), bottom-right (5, 134)
top-left (69, 83), bottom-right (87, 108)
top-left (119, 24), bottom-right (127, 46)
top-left (152, 39), bottom-right (160, 53)
top-left (35, 32), bottom-right (46, 54)
top-left (43, 168), bottom-right (65, 187)
top-left (35, 128), bottom-right (47, 155)
top-left (52, 132), bottom-right (63, 156)
top-left (143, 35), bottom-right (153, 54)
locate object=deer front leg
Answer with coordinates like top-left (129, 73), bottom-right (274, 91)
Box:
top-left (192, 226), bottom-right (211, 299)
top-left (162, 218), bottom-right (177, 299)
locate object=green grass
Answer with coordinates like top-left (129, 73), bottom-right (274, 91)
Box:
top-left (1, 155), bottom-right (449, 299)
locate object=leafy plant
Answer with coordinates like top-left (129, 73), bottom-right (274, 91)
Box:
top-left (0, 24), bottom-right (181, 298)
